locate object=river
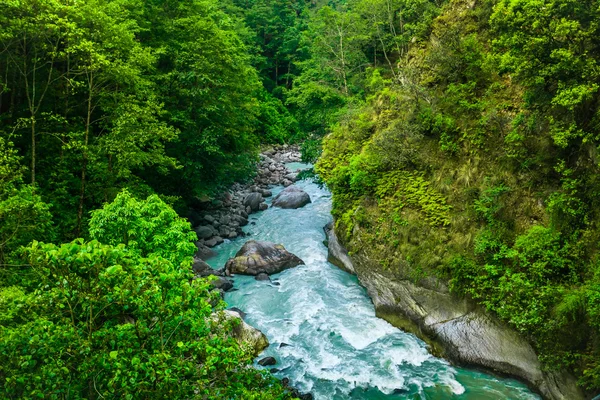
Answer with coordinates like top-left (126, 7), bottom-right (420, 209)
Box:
top-left (207, 164), bottom-right (540, 400)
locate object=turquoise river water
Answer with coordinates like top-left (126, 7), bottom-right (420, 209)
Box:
top-left (207, 164), bottom-right (540, 400)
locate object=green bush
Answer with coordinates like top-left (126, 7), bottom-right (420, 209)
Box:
top-left (0, 239), bottom-right (289, 399)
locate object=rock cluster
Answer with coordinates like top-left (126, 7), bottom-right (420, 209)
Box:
top-left (192, 258), bottom-right (233, 295)
top-left (186, 145), bottom-right (302, 262)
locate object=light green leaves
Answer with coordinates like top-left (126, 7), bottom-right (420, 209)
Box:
top-left (106, 265), bottom-right (123, 275)
top-left (89, 190), bottom-right (197, 267)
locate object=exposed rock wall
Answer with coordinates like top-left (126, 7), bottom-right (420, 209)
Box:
top-left (325, 223), bottom-right (585, 400)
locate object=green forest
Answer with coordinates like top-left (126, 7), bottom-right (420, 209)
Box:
top-left (1, 0), bottom-right (599, 398)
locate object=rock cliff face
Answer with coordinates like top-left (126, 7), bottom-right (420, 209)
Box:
top-left (325, 223), bottom-right (585, 400)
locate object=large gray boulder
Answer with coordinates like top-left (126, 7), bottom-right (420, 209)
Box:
top-left (192, 258), bottom-right (214, 276)
top-left (271, 186), bottom-right (311, 209)
top-left (225, 240), bottom-right (304, 276)
top-left (243, 192), bottom-right (263, 212)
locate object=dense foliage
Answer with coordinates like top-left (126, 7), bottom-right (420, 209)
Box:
top-left (0, 0), bottom-right (321, 397)
top-left (314, 0), bottom-right (600, 392)
top-left (0, 189), bottom-right (292, 398)
top-left (3, 0), bottom-right (600, 396)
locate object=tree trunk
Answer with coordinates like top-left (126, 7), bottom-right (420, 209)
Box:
top-left (30, 117), bottom-right (36, 185)
top-left (76, 71), bottom-right (93, 236)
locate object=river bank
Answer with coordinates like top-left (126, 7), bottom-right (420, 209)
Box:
top-left (325, 223), bottom-right (584, 400)
top-left (194, 152), bottom-right (541, 399)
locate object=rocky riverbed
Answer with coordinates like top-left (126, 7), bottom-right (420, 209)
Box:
top-left (186, 145), bottom-right (304, 258)
top-left (199, 167), bottom-right (540, 400)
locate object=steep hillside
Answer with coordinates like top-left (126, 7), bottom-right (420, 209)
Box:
top-left (318, 0), bottom-right (600, 395)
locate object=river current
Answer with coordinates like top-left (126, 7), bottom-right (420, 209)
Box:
top-left (207, 164), bottom-right (540, 400)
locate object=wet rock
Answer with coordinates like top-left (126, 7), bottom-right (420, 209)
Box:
top-left (279, 343), bottom-right (290, 348)
top-left (244, 192), bottom-right (263, 212)
top-left (225, 240), bottom-right (304, 276)
top-left (290, 388), bottom-right (313, 400)
top-left (258, 357), bottom-right (277, 366)
top-left (210, 276), bottom-right (233, 292)
top-left (259, 202), bottom-right (269, 211)
top-left (192, 258), bottom-right (212, 276)
top-left (227, 307), bottom-right (246, 319)
top-left (236, 215), bottom-right (249, 226)
top-left (255, 272), bottom-right (271, 281)
top-left (284, 172), bottom-right (299, 182)
top-left (228, 231), bottom-right (238, 239)
top-left (205, 236), bottom-right (224, 248)
top-left (323, 222), bottom-right (355, 275)
top-left (195, 225), bottom-right (215, 240)
top-left (204, 214), bottom-right (216, 224)
top-left (272, 186), bottom-right (311, 209)
top-left (195, 242), bottom-right (216, 260)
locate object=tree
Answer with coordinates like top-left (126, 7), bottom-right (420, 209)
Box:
top-left (0, 239), bottom-right (289, 399)
top-left (0, 138), bottom-right (52, 271)
top-left (89, 190), bottom-right (197, 266)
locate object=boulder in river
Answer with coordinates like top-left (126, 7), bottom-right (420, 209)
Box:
top-left (284, 172), bottom-right (299, 182)
top-left (210, 276), bottom-right (234, 292)
top-left (271, 186), bottom-right (311, 209)
top-left (205, 236), bottom-right (224, 248)
top-left (258, 356), bottom-right (277, 366)
top-left (243, 192), bottom-right (263, 212)
top-left (255, 272), bottom-right (271, 281)
top-left (192, 258), bottom-right (213, 276)
top-left (225, 240), bottom-right (304, 276)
